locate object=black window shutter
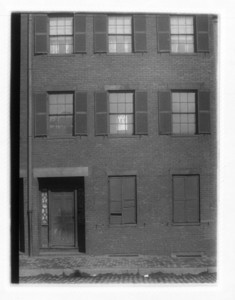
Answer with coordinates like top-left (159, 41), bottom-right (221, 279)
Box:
top-left (157, 15), bottom-right (170, 52)
top-left (34, 93), bottom-right (47, 136)
top-left (135, 91), bottom-right (148, 135)
top-left (94, 15), bottom-right (107, 53)
top-left (173, 176), bottom-right (185, 223)
top-left (134, 15), bottom-right (147, 52)
top-left (74, 15), bottom-right (86, 53)
top-left (95, 92), bottom-right (108, 135)
top-left (198, 91), bottom-right (210, 133)
top-left (75, 92), bottom-right (87, 135)
top-left (158, 91), bottom-right (172, 134)
top-left (196, 15), bottom-right (209, 52)
top-left (35, 15), bottom-right (48, 54)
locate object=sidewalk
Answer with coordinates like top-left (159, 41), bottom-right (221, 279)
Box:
top-left (19, 253), bottom-right (216, 277)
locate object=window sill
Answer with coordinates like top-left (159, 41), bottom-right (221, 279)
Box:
top-left (172, 222), bottom-right (200, 226)
top-left (109, 224), bottom-right (137, 228)
top-left (34, 135), bottom-right (87, 140)
top-left (108, 134), bottom-right (147, 138)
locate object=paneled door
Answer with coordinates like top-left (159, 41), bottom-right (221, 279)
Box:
top-left (49, 190), bottom-right (75, 247)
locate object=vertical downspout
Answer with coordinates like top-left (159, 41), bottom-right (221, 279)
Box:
top-left (27, 14), bottom-right (33, 256)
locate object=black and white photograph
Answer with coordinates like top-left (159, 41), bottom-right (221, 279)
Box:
top-left (2, 0), bottom-right (235, 299)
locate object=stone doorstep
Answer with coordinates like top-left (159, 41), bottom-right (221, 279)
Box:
top-left (20, 266), bottom-right (216, 277)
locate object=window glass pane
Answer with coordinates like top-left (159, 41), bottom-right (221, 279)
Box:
top-left (118, 103), bottom-right (126, 113)
top-left (172, 103), bottom-right (180, 112)
top-left (110, 103), bottom-right (118, 113)
top-left (172, 124), bottom-right (181, 134)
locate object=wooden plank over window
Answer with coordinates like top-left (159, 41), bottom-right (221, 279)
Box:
top-left (75, 92), bottom-right (87, 135)
top-left (198, 91), bottom-right (210, 133)
top-left (156, 15), bottom-right (170, 52)
top-left (196, 15), bottom-right (209, 52)
top-left (95, 92), bottom-right (108, 135)
top-left (74, 15), bottom-right (86, 53)
top-left (134, 15), bottom-right (147, 52)
top-left (173, 175), bottom-right (200, 223)
top-left (34, 93), bottom-right (47, 136)
top-left (135, 91), bottom-right (148, 135)
top-left (35, 15), bottom-right (48, 54)
top-left (158, 91), bottom-right (172, 134)
top-left (94, 15), bottom-right (107, 53)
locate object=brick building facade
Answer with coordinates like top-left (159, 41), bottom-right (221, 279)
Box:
top-left (18, 12), bottom-right (217, 257)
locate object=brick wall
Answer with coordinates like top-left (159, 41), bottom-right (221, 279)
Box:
top-left (20, 13), bottom-right (217, 256)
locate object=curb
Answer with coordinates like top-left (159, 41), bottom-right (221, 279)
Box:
top-left (20, 266), bottom-right (216, 277)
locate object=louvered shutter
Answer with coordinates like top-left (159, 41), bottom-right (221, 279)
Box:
top-left (34, 93), bottom-right (47, 136)
top-left (158, 91), bottom-right (171, 134)
top-left (122, 177), bottom-right (136, 224)
top-left (74, 15), bottom-right (86, 53)
top-left (135, 91), bottom-right (148, 135)
top-left (157, 15), bottom-right (170, 52)
top-left (94, 15), bottom-right (107, 53)
top-left (35, 15), bottom-right (48, 54)
top-left (109, 177), bottom-right (122, 224)
top-left (95, 92), bottom-right (108, 135)
top-left (185, 176), bottom-right (199, 223)
top-left (198, 91), bottom-right (210, 133)
top-left (196, 15), bottom-right (209, 52)
top-left (134, 15), bottom-right (147, 52)
top-left (75, 92), bottom-right (87, 135)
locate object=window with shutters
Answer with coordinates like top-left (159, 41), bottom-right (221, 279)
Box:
top-left (157, 15), bottom-right (209, 53)
top-left (34, 14), bottom-right (86, 54)
top-left (108, 16), bottom-right (132, 53)
top-left (172, 91), bottom-right (196, 135)
top-left (109, 92), bottom-right (134, 135)
top-left (158, 90), bottom-right (210, 135)
top-left (49, 17), bottom-right (73, 54)
top-left (109, 176), bottom-right (137, 225)
top-left (170, 16), bottom-right (194, 53)
top-left (34, 92), bottom-right (87, 137)
top-left (172, 175), bottom-right (200, 224)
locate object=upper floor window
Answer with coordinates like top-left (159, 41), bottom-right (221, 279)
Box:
top-left (108, 16), bottom-right (132, 53)
top-left (109, 92), bottom-right (134, 134)
top-left (34, 92), bottom-right (87, 137)
top-left (34, 14), bottom-right (86, 54)
top-left (172, 91), bottom-right (196, 134)
top-left (158, 90), bottom-right (210, 135)
top-left (49, 17), bottom-right (73, 54)
top-left (93, 15), bottom-right (147, 53)
top-left (49, 93), bottom-right (73, 136)
top-left (157, 15), bottom-right (209, 53)
top-left (170, 16), bottom-right (194, 53)
top-left (94, 91), bottom-right (148, 136)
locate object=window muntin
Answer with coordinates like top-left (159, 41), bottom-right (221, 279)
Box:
top-left (49, 17), bottom-right (73, 54)
top-left (172, 92), bottom-right (196, 135)
top-left (109, 176), bottom-right (136, 225)
top-left (170, 16), bottom-right (194, 53)
top-left (108, 16), bottom-right (132, 53)
top-left (49, 93), bottom-right (73, 136)
top-left (109, 92), bottom-right (134, 135)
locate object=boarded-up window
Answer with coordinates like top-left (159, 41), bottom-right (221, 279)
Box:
top-left (109, 176), bottom-right (136, 225)
top-left (173, 175), bottom-right (200, 223)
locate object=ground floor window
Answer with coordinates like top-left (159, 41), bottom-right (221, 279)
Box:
top-left (109, 176), bottom-right (137, 224)
top-left (172, 175), bottom-right (200, 223)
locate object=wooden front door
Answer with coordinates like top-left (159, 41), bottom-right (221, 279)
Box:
top-left (49, 190), bottom-right (76, 247)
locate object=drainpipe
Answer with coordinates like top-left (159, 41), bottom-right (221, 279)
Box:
top-left (27, 13), bottom-right (33, 256)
